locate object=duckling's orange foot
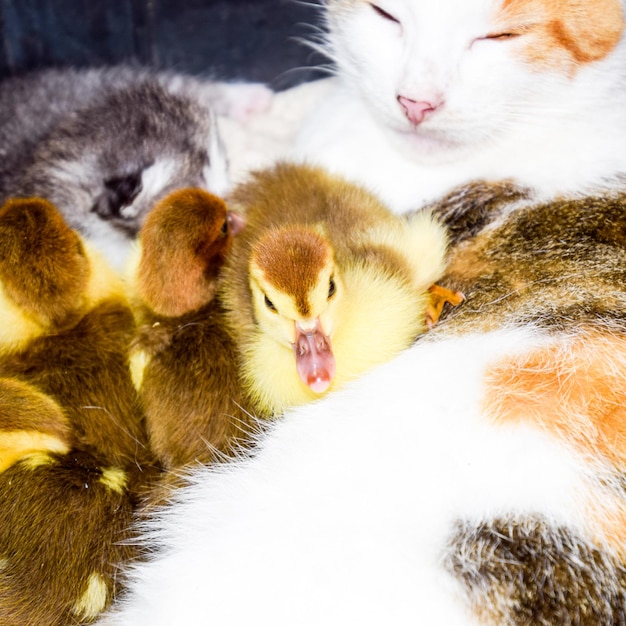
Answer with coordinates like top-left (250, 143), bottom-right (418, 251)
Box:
top-left (426, 284), bottom-right (465, 329)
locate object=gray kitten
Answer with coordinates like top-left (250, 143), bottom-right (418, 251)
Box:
top-left (0, 66), bottom-right (270, 269)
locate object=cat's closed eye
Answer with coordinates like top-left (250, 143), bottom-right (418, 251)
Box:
top-left (369, 3), bottom-right (400, 24)
top-left (479, 31), bottom-right (520, 42)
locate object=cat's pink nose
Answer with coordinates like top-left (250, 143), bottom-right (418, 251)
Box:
top-left (397, 95), bottom-right (440, 125)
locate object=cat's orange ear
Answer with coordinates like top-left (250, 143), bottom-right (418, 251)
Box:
top-left (552, 0), bottom-right (624, 64)
top-left (500, 0), bottom-right (623, 71)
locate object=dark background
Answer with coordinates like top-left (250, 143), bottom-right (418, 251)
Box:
top-left (0, 0), bottom-right (326, 90)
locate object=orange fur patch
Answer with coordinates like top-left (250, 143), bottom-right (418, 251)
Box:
top-left (484, 333), bottom-right (626, 466)
top-left (484, 332), bottom-right (626, 554)
top-left (497, 0), bottom-right (624, 72)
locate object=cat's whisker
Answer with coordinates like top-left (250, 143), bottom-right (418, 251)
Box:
top-left (295, 22), bottom-right (329, 41)
top-left (273, 63), bottom-right (335, 86)
top-left (290, 31), bottom-right (332, 52)
top-left (294, 35), bottom-right (335, 63)
top-left (276, 66), bottom-right (336, 85)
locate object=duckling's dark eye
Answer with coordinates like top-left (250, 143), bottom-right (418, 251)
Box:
top-left (221, 219), bottom-right (228, 235)
top-left (264, 294), bottom-right (277, 312)
top-left (328, 277), bottom-right (336, 300)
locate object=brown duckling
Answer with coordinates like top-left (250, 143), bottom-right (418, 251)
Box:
top-left (127, 188), bottom-right (250, 469)
top-left (0, 197), bottom-right (156, 625)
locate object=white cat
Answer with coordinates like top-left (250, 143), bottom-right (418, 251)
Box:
top-left (294, 0), bottom-right (626, 211)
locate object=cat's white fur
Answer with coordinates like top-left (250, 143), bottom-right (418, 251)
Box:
top-left (100, 328), bottom-right (604, 625)
top-left (293, 0), bottom-right (626, 211)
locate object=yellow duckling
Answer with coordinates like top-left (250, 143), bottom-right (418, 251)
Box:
top-left (221, 162), bottom-right (462, 416)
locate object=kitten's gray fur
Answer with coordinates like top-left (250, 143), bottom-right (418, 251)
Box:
top-left (0, 66), bottom-right (234, 269)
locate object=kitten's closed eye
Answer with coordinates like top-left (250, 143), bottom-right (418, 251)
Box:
top-left (91, 170), bottom-right (144, 222)
top-left (369, 3), bottom-right (400, 24)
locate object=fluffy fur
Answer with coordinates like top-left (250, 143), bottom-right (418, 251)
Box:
top-left (0, 197), bottom-right (158, 625)
top-left (98, 182), bottom-right (626, 625)
top-left (293, 0), bottom-right (626, 210)
top-left (0, 66), bottom-right (271, 270)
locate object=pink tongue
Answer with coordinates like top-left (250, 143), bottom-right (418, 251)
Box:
top-left (294, 328), bottom-right (336, 393)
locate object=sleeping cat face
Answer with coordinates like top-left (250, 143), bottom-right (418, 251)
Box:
top-left (323, 0), bottom-right (624, 162)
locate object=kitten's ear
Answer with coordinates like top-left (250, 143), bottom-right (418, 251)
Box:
top-left (91, 170), bottom-right (143, 220)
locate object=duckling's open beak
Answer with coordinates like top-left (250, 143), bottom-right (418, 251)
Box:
top-left (293, 320), bottom-right (335, 394)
